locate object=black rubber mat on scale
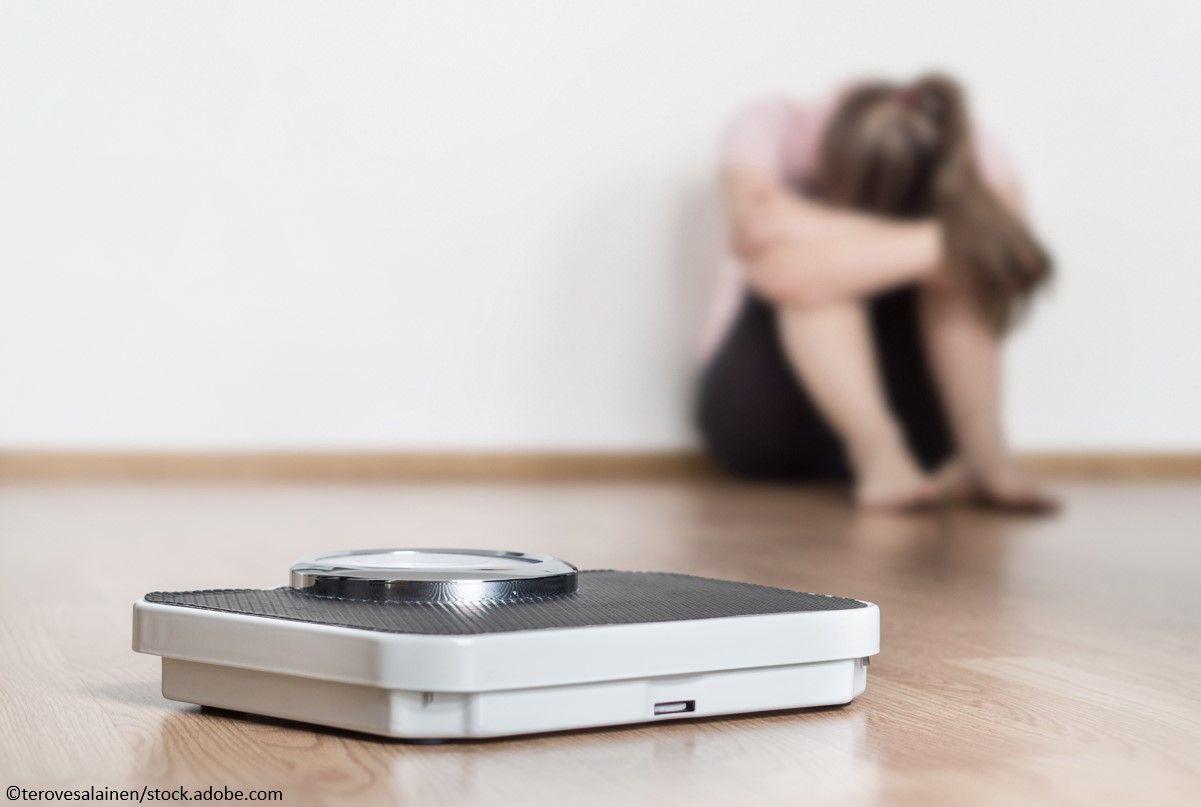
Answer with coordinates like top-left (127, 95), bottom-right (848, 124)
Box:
top-left (145, 571), bottom-right (868, 636)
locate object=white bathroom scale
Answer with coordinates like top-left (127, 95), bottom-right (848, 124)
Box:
top-left (132, 549), bottom-right (879, 739)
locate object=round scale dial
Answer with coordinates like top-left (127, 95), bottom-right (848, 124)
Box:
top-left (289, 548), bottom-right (578, 603)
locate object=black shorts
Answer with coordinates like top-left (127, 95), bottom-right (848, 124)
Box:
top-left (696, 287), bottom-right (952, 479)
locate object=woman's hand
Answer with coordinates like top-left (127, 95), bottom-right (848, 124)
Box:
top-left (728, 176), bottom-right (808, 259)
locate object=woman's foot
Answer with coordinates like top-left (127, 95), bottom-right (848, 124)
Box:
top-left (936, 458), bottom-right (1060, 514)
top-left (853, 443), bottom-right (942, 511)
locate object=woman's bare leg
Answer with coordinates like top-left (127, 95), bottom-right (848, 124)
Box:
top-left (918, 282), bottom-right (1057, 511)
top-left (776, 301), bottom-right (939, 510)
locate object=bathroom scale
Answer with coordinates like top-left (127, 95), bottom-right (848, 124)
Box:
top-left (132, 549), bottom-right (879, 739)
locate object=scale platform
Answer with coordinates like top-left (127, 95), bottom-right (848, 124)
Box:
top-left (132, 549), bottom-right (879, 739)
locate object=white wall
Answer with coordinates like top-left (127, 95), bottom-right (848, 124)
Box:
top-left (2, 1), bottom-right (1198, 451)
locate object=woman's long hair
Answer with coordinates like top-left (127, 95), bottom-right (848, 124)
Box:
top-left (813, 75), bottom-right (1051, 331)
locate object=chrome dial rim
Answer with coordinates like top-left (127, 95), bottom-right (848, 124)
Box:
top-left (289, 548), bottom-right (578, 603)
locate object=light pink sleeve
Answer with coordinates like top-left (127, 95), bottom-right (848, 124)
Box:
top-left (700, 100), bottom-right (799, 360)
top-left (720, 98), bottom-right (791, 180)
top-left (700, 102), bottom-right (788, 360)
top-left (975, 129), bottom-right (1020, 190)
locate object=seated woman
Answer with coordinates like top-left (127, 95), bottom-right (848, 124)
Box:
top-left (697, 75), bottom-right (1057, 512)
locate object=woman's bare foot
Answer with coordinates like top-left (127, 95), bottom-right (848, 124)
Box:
top-left (853, 443), bottom-right (942, 511)
top-left (936, 458), bottom-right (1060, 514)
top-left (933, 458), bottom-right (978, 500)
top-left (973, 463), bottom-right (1060, 513)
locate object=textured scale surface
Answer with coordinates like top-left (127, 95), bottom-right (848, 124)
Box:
top-left (145, 570), bottom-right (868, 635)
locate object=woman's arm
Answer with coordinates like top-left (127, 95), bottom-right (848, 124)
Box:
top-left (726, 168), bottom-right (942, 307)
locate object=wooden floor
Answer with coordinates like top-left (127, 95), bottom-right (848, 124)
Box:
top-left (1, 478), bottom-right (1198, 806)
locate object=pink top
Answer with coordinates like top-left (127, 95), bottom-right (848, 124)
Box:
top-left (701, 96), bottom-right (1018, 358)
